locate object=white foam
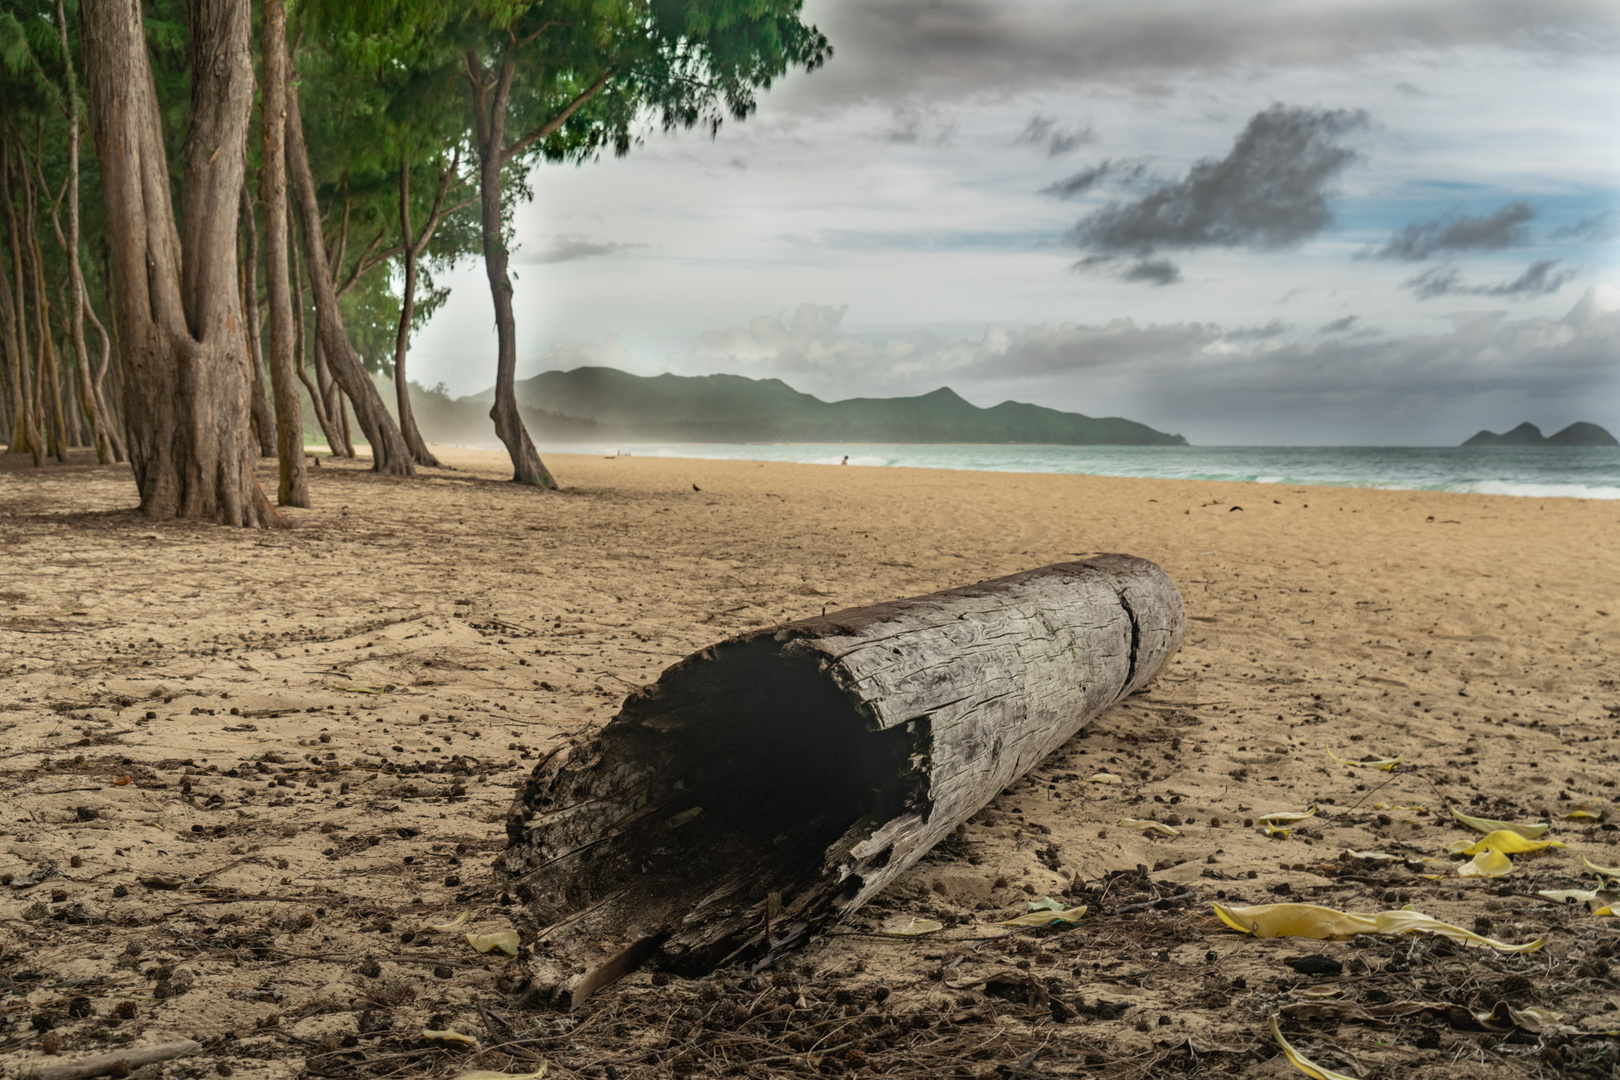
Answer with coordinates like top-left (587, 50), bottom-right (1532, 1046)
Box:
top-left (1451, 481), bottom-right (1620, 500)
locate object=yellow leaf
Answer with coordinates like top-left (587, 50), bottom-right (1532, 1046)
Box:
top-left (1538, 888), bottom-right (1602, 903)
top-left (1257, 807), bottom-right (1317, 824)
top-left (884, 917), bottom-right (944, 937)
top-left (454, 1070), bottom-right (547, 1080)
top-left (1269, 1016), bottom-right (1359, 1080)
top-left (1087, 772), bottom-right (1123, 784)
top-left (1374, 910), bottom-right (1545, 953)
top-left (422, 910), bottom-right (470, 933)
top-left (998, 905), bottom-right (1087, 928)
top-left (1264, 822), bottom-right (1291, 838)
top-left (1581, 856), bottom-right (1620, 877)
top-left (466, 930), bottom-right (520, 956)
top-left (1119, 818), bottom-right (1181, 836)
top-left (1448, 831), bottom-right (1563, 856)
top-left (1457, 850), bottom-right (1513, 878)
top-left (1448, 804), bottom-right (1548, 839)
top-left (1212, 902), bottom-right (1377, 940)
top-left (1588, 892), bottom-right (1619, 917)
top-left (1343, 849), bottom-right (1398, 861)
top-left (1326, 748), bottom-right (1402, 770)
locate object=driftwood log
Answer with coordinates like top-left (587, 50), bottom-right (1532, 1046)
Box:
top-left (498, 555), bottom-right (1185, 1007)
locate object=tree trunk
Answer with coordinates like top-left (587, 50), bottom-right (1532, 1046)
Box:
top-left (52, 0), bottom-right (114, 464)
top-left (257, 0), bottom-right (309, 506)
top-left (468, 53), bottom-right (554, 488)
top-left (81, 0), bottom-right (276, 526)
top-left (239, 185), bottom-right (276, 457)
top-left (282, 55), bottom-right (413, 477)
top-left (20, 161), bottom-right (68, 463)
top-left (391, 157), bottom-right (441, 468)
top-left (500, 555), bottom-right (1187, 1007)
top-left (82, 286), bottom-right (127, 461)
top-left (2, 143), bottom-right (42, 464)
top-left (0, 194), bottom-right (37, 462)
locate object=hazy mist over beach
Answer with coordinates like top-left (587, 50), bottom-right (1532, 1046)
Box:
top-left (407, 0), bottom-right (1620, 447)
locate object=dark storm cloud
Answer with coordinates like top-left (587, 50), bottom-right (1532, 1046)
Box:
top-left (1122, 259), bottom-right (1182, 286)
top-left (516, 234), bottom-right (646, 264)
top-left (1068, 105), bottom-right (1368, 258)
top-left (1551, 210), bottom-right (1619, 242)
top-left (1016, 115), bottom-right (1094, 157)
top-left (1372, 201), bottom-right (1534, 260)
top-left (1402, 258), bottom-right (1576, 300)
top-left (794, 1), bottom-right (1619, 106)
top-left (1318, 315), bottom-right (1360, 334)
top-left (1040, 159), bottom-right (1151, 199)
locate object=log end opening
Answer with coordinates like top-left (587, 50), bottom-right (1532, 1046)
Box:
top-left (498, 636), bottom-right (928, 1007)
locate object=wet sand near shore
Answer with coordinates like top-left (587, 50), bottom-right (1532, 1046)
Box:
top-left (2, 446), bottom-right (1617, 1079)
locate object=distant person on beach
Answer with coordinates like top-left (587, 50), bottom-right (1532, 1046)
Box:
top-left (841, 456), bottom-right (849, 465)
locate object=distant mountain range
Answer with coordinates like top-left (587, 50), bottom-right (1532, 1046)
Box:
top-left (442, 367), bottom-right (1187, 446)
top-left (1461, 421), bottom-right (1618, 447)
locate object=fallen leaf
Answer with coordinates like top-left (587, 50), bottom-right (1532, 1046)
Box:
top-left (884, 917), bottom-right (944, 937)
top-left (1269, 1016), bottom-right (1358, 1080)
top-left (1448, 804), bottom-right (1548, 839)
top-left (665, 807), bottom-right (702, 829)
top-left (1589, 892), bottom-right (1619, 917)
top-left (114, 775), bottom-right (131, 786)
top-left (1087, 772), bottom-right (1123, 784)
top-left (1026, 896), bottom-right (1067, 913)
top-left (1326, 748), bottom-right (1402, 770)
top-left (453, 1069), bottom-right (547, 1080)
top-left (1257, 807), bottom-right (1318, 825)
top-left (466, 930), bottom-right (520, 956)
top-left (1264, 822), bottom-right (1292, 838)
top-left (1581, 856), bottom-right (1620, 877)
top-left (1343, 849), bottom-right (1398, 861)
top-left (1212, 902), bottom-right (1377, 940)
top-left (335, 686), bottom-right (388, 695)
top-left (1457, 850), bottom-right (1513, 877)
top-left (1537, 888), bottom-right (1602, 903)
top-left (1447, 831), bottom-right (1563, 856)
top-left (1374, 909), bottom-right (1545, 953)
top-left (1562, 804), bottom-right (1606, 821)
top-left (998, 905), bottom-right (1086, 928)
top-left (1119, 818), bottom-right (1180, 836)
top-left (422, 910), bottom-right (470, 933)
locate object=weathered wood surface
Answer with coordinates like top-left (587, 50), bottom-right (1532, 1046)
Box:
top-left (498, 555), bottom-right (1185, 1007)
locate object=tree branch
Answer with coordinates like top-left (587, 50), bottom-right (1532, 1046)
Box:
top-left (499, 68), bottom-right (614, 167)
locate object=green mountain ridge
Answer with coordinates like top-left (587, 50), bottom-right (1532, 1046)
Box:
top-left (459, 367), bottom-right (1187, 445)
top-left (1461, 421), bottom-right (1618, 447)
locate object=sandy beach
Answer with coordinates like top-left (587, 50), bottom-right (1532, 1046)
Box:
top-left (2, 447), bottom-right (1617, 1079)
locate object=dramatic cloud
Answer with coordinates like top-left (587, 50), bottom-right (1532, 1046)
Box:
top-left (878, 105), bottom-right (956, 144)
top-left (1319, 315), bottom-right (1360, 334)
top-left (515, 235), bottom-right (646, 264)
top-left (1040, 159), bottom-right (1150, 199)
top-left (1067, 105), bottom-right (1368, 261)
top-left (1373, 201), bottom-right (1534, 260)
top-left (792, 1), bottom-right (1619, 106)
top-left (1552, 210), bottom-right (1620, 242)
top-left (1402, 258), bottom-right (1576, 300)
top-left (1016, 114), bottom-right (1093, 157)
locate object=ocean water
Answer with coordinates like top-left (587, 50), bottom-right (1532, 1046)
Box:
top-left (559, 442), bottom-right (1620, 500)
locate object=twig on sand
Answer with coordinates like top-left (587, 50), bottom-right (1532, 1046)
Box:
top-left (24, 1039), bottom-right (200, 1080)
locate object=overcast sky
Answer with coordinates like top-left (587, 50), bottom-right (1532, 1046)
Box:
top-left (409, 0), bottom-right (1620, 446)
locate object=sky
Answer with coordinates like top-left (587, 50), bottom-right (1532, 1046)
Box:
top-left (408, 0), bottom-right (1620, 446)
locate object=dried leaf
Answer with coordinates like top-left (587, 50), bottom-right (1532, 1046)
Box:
top-left (1119, 818), bottom-right (1180, 836)
top-left (1456, 850), bottom-right (1513, 878)
top-left (1264, 822), bottom-right (1291, 838)
top-left (114, 775), bottom-right (131, 786)
top-left (1562, 804), bottom-right (1606, 822)
top-left (1257, 807), bottom-right (1318, 825)
top-left (465, 930), bottom-right (520, 956)
top-left (423, 1029), bottom-right (480, 1048)
top-left (666, 807), bottom-right (703, 829)
top-left (1343, 849), bottom-right (1398, 861)
top-left (1087, 772), bottom-right (1123, 784)
top-left (1374, 909), bottom-right (1545, 952)
top-left (1447, 831), bottom-right (1563, 856)
top-left (453, 1069), bottom-right (547, 1080)
top-left (1269, 1016), bottom-right (1358, 1080)
top-left (1448, 804), bottom-right (1548, 839)
top-left (1537, 888), bottom-right (1602, 903)
top-left (1027, 896), bottom-right (1067, 912)
top-left (998, 905), bottom-right (1086, 928)
top-left (1581, 856), bottom-right (1620, 877)
top-left (335, 686), bottom-right (389, 695)
top-left (1212, 902), bottom-right (1377, 940)
top-left (422, 910), bottom-right (470, 933)
top-left (884, 917), bottom-right (944, 937)
top-left (1326, 748), bottom-right (1402, 770)
top-left (1589, 892), bottom-right (1619, 917)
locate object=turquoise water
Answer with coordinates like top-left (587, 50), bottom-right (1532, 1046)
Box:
top-left (557, 442), bottom-right (1620, 500)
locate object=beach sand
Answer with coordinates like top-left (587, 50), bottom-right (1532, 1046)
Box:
top-left (2, 447), bottom-right (1617, 1079)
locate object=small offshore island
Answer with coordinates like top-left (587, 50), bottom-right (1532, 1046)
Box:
top-left (1461, 421), bottom-right (1618, 447)
top-left (417, 366), bottom-right (1188, 446)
